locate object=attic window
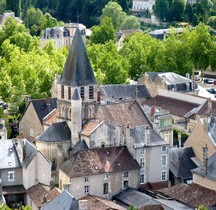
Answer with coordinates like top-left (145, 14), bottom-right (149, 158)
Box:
top-left (89, 86), bottom-right (94, 99)
top-left (68, 87), bottom-right (71, 100)
top-left (80, 87), bottom-right (85, 100)
top-left (61, 85), bottom-right (64, 99)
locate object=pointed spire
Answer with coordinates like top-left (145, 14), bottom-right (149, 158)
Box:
top-left (72, 88), bottom-right (81, 100)
top-left (58, 29), bottom-right (97, 87)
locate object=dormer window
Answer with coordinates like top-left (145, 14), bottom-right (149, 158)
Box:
top-left (68, 87), bottom-right (71, 100)
top-left (61, 85), bottom-right (64, 99)
top-left (80, 87), bottom-right (85, 100)
top-left (89, 86), bottom-right (94, 99)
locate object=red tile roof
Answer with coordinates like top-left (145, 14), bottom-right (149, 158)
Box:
top-left (158, 183), bottom-right (216, 208)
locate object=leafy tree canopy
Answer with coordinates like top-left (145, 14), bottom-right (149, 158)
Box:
top-left (120, 15), bottom-right (140, 29)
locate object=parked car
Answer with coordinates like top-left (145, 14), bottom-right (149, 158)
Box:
top-left (204, 78), bottom-right (215, 84)
top-left (0, 102), bottom-right (8, 109)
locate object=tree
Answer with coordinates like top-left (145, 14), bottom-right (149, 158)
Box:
top-left (6, 0), bottom-right (21, 16)
top-left (41, 13), bottom-right (58, 30)
top-left (91, 16), bottom-right (116, 44)
top-left (102, 1), bottom-right (126, 31)
top-left (120, 15), bottom-right (140, 29)
top-left (208, 16), bottom-right (216, 29)
top-left (87, 41), bottom-right (129, 84)
top-left (169, 0), bottom-right (186, 21)
top-left (184, 2), bottom-right (193, 22)
top-left (0, 0), bottom-right (6, 14)
top-left (25, 7), bottom-right (43, 28)
top-left (154, 0), bottom-right (169, 21)
top-left (128, 206), bottom-right (138, 210)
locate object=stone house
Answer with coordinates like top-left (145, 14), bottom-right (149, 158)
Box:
top-left (58, 146), bottom-right (140, 199)
top-left (40, 23), bottom-right (86, 49)
top-left (0, 139), bottom-right (25, 207)
top-left (19, 98), bottom-right (57, 137)
top-left (128, 125), bottom-right (169, 184)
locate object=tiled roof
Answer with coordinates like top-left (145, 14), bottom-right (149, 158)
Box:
top-left (43, 109), bottom-right (57, 126)
top-left (197, 100), bottom-right (216, 115)
top-left (36, 121), bottom-right (71, 142)
top-left (139, 181), bottom-right (169, 191)
top-left (95, 101), bottom-right (150, 130)
top-left (79, 194), bottom-right (126, 210)
top-left (58, 29), bottom-right (97, 87)
top-left (27, 183), bottom-right (50, 208)
top-left (81, 121), bottom-right (101, 136)
top-left (59, 146), bottom-right (140, 178)
top-left (169, 147), bottom-right (197, 180)
top-left (144, 95), bottom-right (199, 117)
top-left (158, 183), bottom-right (216, 208)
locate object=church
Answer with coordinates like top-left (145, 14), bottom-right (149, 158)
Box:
top-left (20, 29), bottom-right (169, 192)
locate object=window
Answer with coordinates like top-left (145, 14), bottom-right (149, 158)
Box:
top-left (80, 87), bottom-right (85, 100)
top-left (162, 155), bottom-right (167, 166)
top-left (161, 171), bottom-right (166, 181)
top-left (89, 86), bottom-right (94, 99)
top-left (123, 171), bottom-right (128, 177)
top-left (8, 171), bottom-right (15, 182)
top-left (140, 148), bottom-right (144, 155)
top-left (103, 183), bottom-right (109, 194)
top-left (84, 176), bottom-right (89, 182)
top-left (61, 85), bottom-right (64, 99)
top-left (84, 185), bottom-right (89, 194)
top-left (140, 158), bottom-right (145, 168)
top-left (123, 180), bottom-right (129, 189)
top-left (162, 145), bottom-right (167, 152)
top-left (104, 174), bottom-right (109, 180)
top-left (140, 174), bottom-right (145, 184)
top-left (68, 87), bottom-right (71, 100)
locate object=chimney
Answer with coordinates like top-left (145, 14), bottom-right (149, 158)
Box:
top-left (45, 97), bottom-right (51, 106)
top-left (79, 200), bottom-right (88, 210)
top-left (150, 106), bottom-right (155, 117)
top-left (207, 99), bottom-right (212, 114)
top-left (23, 141), bottom-right (26, 160)
top-left (145, 126), bottom-right (150, 145)
top-left (42, 194), bottom-right (47, 204)
top-left (201, 145), bottom-right (208, 174)
top-left (97, 90), bottom-right (101, 103)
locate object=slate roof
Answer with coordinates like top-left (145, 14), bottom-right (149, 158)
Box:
top-left (36, 121), bottom-right (71, 142)
top-left (22, 140), bottom-right (37, 168)
top-left (155, 199), bottom-right (193, 210)
top-left (21, 98), bottom-right (57, 125)
top-left (42, 190), bottom-right (78, 210)
top-left (59, 146), bottom-right (140, 178)
top-left (100, 84), bottom-right (151, 100)
top-left (192, 152), bottom-right (216, 180)
top-left (169, 147), bottom-right (197, 180)
top-left (79, 194), bottom-right (126, 210)
top-left (157, 72), bottom-right (191, 85)
top-left (158, 183), bottom-right (216, 208)
top-left (70, 139), bottom-right (89, 156)
top-left (58, 29), bottom-right (97, 87)
top-left (0, 140), bottom-right (21, 169)
top-left (27, 183), bottom-right (61, 208)
top-left (113, 188), bottom-right (160, 209)
top-left (131, 125), bottom-right (168, 147)
top-left (144, 95), bottom-right (199, 117)
top-left (95, 101), bottom-right (150, 130)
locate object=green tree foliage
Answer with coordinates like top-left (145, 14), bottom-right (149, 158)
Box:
top-left (154, 0), bottom-right (169, 21)
top-left (169, 0), bottom-right (186, 21)
top-left (120, 15), bottom-right (140, 29)
top-left (128, 206), bottom-right (139, 210)
top-left (208, 16), bottom-right (216, 29)
top-left (41, 12), bottom-right (58, 30)
top-left (87, 41), bottom-right (129, 84)
top-left (0, 0), bottom-right (6, 14)
top-left (25, 7), bottom-right (43, 28)
top-left (91, 16), bottom-right (116, 44)
top-left (102, 1), bottom-right (126, 31)
top-left (6, 0), bottom-right (21, 16)
top-left (0, 18), bottom-right (67, 113)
